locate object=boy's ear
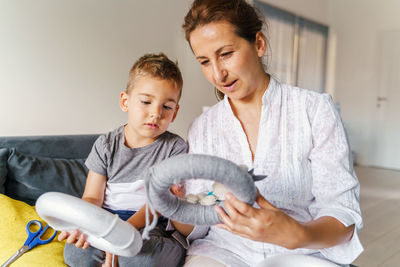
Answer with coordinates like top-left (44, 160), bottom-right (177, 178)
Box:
top-left (171, 104), bottom-right (179, 123)
top-left (120, 91), bottom-right (129, 112)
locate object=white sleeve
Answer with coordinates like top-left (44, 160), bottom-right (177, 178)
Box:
top-left (186, 117), bottom-right (213, 194)
top-left (308, 94), bottom-right (363, 264)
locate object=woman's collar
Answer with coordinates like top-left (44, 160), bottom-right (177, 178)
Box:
top-left (261, 75), bottom-right (276, 106)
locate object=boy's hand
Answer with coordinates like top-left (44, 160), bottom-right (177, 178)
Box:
top-left (170, 183), bottom-right (185, 199)
top-left (58, 229), bottom-right (90, 249)
top-left (102, 252), bottom-right (118, 267)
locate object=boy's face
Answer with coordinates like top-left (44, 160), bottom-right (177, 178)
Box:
top-left (120, 76), bottom-right (180, 147)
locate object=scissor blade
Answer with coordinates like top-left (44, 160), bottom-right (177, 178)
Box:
top-left (1, 246), bottom-right (29, 267)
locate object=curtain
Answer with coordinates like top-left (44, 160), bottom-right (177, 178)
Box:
top-left (297, 19), bottom-right (328, 92)
top-left (257, 3), bottom-right (296, 85)
top-left (254, 1), bottom-right (328, 92)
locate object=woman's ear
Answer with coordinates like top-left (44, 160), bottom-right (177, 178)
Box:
top-left (120, 91), bottom-right (129, 112)
top-left (255, 31), bottom-right (267, 57)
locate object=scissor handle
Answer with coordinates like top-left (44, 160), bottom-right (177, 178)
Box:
top-left (24, 220), bottom-right (43, 246)
top-left (24, 220), bottom-right (57, 250)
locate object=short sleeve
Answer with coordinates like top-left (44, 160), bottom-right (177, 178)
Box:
top-left (85, 135), bottom-right (108, 177)
top-left (169, 136), bottom-right (187, 157)
top-left (308, 94), bottom-right (363, 264)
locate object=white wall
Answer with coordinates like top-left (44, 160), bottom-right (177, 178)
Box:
top-left (0, 0), bottom-right (215, 138)
top-left (328, 0), bottom-right (400, 166)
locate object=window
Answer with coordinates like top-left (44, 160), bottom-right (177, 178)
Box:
top-left (254, 1), bottom-right (329, 92)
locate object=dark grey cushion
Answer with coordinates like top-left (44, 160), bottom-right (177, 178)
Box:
top-left (0, 148), bottom-right (8, 194)
top-left (5, 148), bottom-right (88, 205)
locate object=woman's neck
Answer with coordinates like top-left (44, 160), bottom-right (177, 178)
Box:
top-left (229, 73), bottom-right (270, 117)
top-left (228, 73), bottom-right (270, 161)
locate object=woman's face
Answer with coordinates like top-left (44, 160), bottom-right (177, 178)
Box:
top-left (189, 21), bottom-right (266, 101)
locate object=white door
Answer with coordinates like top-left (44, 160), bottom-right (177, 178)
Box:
top-left (370, 30), bottom-right (400, 170)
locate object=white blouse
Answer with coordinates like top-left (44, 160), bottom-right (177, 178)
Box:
top-left (185, 78), bottom-right (363, 266)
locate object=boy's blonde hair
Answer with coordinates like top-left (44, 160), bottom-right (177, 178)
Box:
top-left (126, 53), bottom-right (183, 100)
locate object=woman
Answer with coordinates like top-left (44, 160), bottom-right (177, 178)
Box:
top-left (181, 0), bottom-right (363, 266)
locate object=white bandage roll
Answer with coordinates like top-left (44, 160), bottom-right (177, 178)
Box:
top-left (35, 192), bottom-right (142, 257)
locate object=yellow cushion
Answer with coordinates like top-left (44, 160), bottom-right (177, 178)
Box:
top-left (0, 194), bottom-right (66, 267)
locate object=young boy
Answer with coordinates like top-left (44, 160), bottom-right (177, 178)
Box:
top-left (59, 53), bottom-right (187, 267)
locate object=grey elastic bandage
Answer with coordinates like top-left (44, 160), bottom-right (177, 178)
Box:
top-left (142, 154), bottom-right (266, 239)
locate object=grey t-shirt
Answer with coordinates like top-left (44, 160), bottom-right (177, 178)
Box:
top-left (85, 125), bottom-right (187, 211)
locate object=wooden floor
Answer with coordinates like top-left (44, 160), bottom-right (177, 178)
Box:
top-left (353, 166), bottom-right (400, 267)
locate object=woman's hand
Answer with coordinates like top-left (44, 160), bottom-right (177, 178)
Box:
top-left (58, 229), bottom-right (90, 249)
top-left (214, 191), bottom-right (306, 249)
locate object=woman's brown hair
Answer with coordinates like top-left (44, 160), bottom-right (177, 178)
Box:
top-left (183, 0), bottom-right (266, 100)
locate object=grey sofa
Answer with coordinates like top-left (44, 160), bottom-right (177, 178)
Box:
top-left (0, 134), bottom-right (99, 205)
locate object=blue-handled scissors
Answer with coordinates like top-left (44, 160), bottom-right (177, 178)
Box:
top-left (1, 220), bottom-right (57, 267)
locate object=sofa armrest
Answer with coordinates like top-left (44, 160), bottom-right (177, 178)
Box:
top-left (0, 134), bottom-right (100, 204)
